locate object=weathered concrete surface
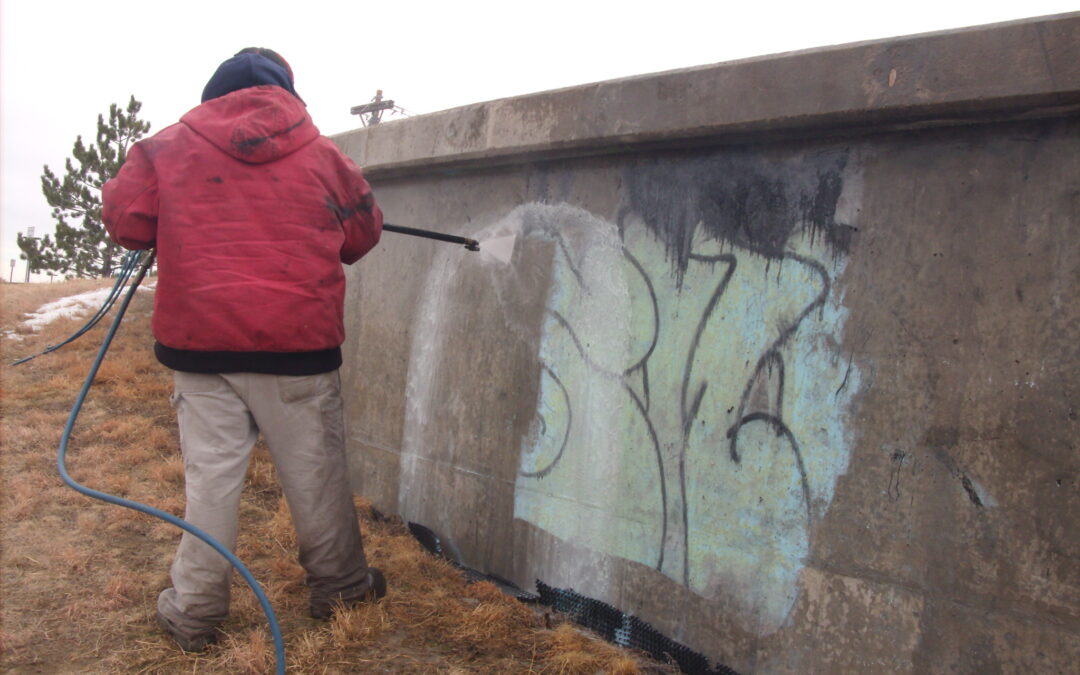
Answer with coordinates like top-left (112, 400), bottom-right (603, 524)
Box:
top-left (336, 14), bottom-right (1080, 673)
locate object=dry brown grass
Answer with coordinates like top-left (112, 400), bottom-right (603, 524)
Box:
top-left (1, 280), bottom-right (674, 674)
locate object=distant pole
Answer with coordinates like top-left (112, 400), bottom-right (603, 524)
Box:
top-left (370, 90), bottom-right (383, 126)
top-left (350, 90), bottom-right (397, 127)
top-left (23, 227), bottom-right (36, 283)
top-left (9, 259), bottom-right (14, 283)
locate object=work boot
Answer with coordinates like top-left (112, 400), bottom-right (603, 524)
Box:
top-left (310, 567), bottom-right (387, 620)
top-left (156, 610), bottom-right (221, 653)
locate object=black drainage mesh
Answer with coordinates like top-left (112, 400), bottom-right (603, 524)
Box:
top-left (405, 521), bottom-right (739, 675)
top-left (536, 581), bottom-right (740, 675)
top-left (407, 521), bottom-right (541, 603)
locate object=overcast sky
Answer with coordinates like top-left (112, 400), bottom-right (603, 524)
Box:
top-left (1, 0), bottom-right (1075, 281)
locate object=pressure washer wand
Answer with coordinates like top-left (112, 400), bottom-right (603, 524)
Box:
top-left (384, 223), bottom-right (480, 251)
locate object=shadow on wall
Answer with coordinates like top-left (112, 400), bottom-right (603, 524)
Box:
top-left (404, 148), bottom-right (864, 637)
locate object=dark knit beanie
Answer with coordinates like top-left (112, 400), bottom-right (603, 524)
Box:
top-left (201, 48), bottom-right (302, 103)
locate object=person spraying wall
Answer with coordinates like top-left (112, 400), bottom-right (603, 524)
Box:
top-left (102, 47), bottom-right (386, 653)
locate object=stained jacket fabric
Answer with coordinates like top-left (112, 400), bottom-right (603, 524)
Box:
top-left (103, 85), bottom-right (382, 374)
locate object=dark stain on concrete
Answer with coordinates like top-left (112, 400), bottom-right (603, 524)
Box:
top-left (960, 475), bottom-right (985, 508)
top-left (923, 426), bottom-right (986, 508)
top-left (622, 148), bottom-right (855, 283)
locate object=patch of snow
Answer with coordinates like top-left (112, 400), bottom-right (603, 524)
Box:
top-left (6, 283), bottom-right (154, 340)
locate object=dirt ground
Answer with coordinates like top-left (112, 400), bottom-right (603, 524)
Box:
top-left (0, 278), bottom-right (677, 674)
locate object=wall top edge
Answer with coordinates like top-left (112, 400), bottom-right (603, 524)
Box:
top-left (333, 13), bottom-right (1080, 178)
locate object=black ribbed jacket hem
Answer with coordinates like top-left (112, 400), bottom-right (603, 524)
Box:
top-left (154, 342), bottom-right (342, 375)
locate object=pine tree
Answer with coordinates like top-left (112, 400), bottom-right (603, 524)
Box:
top-left (19, 96), bottom-right (151, 278)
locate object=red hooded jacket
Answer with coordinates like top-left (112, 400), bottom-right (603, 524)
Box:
top-left (103, 85), bottom-right (382, 374)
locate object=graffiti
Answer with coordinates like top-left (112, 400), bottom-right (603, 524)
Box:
top-left (888, 449), bottom-right (909, 502)
top-left (513, 149), bottom-right (863, 634)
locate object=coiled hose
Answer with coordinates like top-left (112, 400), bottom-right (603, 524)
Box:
top-left (53, 250), bottom-right (286, 674)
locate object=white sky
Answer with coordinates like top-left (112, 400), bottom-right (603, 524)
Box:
top-left (2, 0), bottom-right (1076, 281)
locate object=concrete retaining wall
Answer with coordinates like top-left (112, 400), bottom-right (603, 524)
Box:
top-left (335, 14), bottom-right (1080, 672)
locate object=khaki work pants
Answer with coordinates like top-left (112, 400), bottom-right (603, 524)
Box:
top-left (157, 370), bottom-right (370, 639)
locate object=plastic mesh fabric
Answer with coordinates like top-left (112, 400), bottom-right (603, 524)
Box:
top-left (405, 520), bottom-right (739, 673)
top-left (536, 581), bottom-right (741, 675)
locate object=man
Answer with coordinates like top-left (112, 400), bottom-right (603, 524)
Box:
top-left (103, 47), bottom-right (385, 652)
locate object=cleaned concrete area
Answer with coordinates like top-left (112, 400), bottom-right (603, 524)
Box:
top-left (335, 13), bottom-right (1080, 673)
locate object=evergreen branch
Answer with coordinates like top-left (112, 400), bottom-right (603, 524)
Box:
top-left (35, 97), bottom-right (149, 278)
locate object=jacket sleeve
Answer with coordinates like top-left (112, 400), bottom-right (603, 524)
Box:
top-left (102, 143), bottom-right (158, 250)
top-left (326, 147), bottom-right (383, 265)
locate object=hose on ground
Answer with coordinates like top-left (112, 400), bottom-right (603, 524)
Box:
top-left (55, 250), bottom-right (286, 674)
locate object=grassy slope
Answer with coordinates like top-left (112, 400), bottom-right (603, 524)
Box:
top-left (0, 280), bottom-right (672, 674)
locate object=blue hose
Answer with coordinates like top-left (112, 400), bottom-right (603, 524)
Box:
top-left (56, 251), bottom-right (286, 674)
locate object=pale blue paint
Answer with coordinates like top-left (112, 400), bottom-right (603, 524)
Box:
top-left (512, 202), bottom-right (862, 635)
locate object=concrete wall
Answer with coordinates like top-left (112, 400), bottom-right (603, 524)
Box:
top-left (335, 14), bottom-right (1080, 673)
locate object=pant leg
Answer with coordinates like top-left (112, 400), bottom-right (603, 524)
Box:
top-left (240, 371), bottom-right (373, 611)
top-left (157, 371), bottom-right (258, 637)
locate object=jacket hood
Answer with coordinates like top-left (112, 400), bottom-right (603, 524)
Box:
top-left (181, 86), bottom-right (319, 164)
